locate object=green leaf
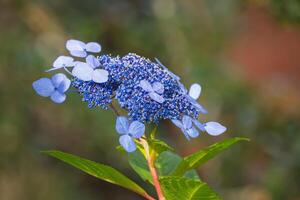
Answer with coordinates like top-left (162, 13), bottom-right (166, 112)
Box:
top-left (43, 150), bottom-right (152, 199)
top-left (156, 151), bottom-right (181, 175)
top-left (156, 151), bottom-right (200, 180)
top-left (172, 137), bottom-right (249, 176)
top-left (160, 176), bottom-right (221, 200)
top-left (148, 139), bottom-right (174, 155)
top-left (184, 170), bottom-right (201, 180)
top-left (128, 149), bottom-right (153, 184)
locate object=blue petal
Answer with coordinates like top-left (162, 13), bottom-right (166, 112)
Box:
top-left (51, 73), bottom-right (67, 88)
top-left (86, 55), bottom-right (100, 68)
top-left (188, 83), bottom-right (201, 100)
top-left (92, 69), bottom-right (109, 83)
top-left (182, 115), bottom-right (192, 130)
top-left (204, 122), bottom-right (227, 136)
top-left (85, 42), bottom-right (101, 53)
top-left (186, 127), bottom-right (199, 138)
top-left (119, 135), bottom-right (136, 152)
top-left (72, 62), bottom-right (93, 81)
top-left (70, 50), bottom-right (87, 58)
top-left (66, 39), bottom-right (85, 51)
top-left (152, 82), bottom-right (164, 94)
top-left (116, 116), bottom-right (129, 134)
top-left (139, 80), bottom-right (153, 92)
top-left (171, 119), bottom-right (183, 128)
top-left (149, 92), bottom-right (164, 103)
top-left (53, 56), bottom-right (74, 68)
top-left (128, 121), bottom-right (145, 138)
top-left (50, 91), bottom-right (66, 103)
top-left (57, 78), bottom-right (71, 93)
top-left (32, 78), bottom-right (55, 97)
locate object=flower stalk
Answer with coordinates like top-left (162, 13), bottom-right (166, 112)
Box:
top-left (140, 138), bottom-right (165, 200)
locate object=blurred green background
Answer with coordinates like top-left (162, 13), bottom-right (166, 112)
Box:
top-left (1, 0), bottom-right (300, 199)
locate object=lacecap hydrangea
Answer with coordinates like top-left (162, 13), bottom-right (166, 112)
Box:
top-left (32, 39), bottom-right (227, 152)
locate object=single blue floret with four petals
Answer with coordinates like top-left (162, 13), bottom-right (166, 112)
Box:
top-left (172, 115), bottom-right (199, 140)
top-left (115, 116), bottom-right (145, 152)
top-left (139, 80), bottom-right (165, 103)
top-left (32, 73), bottom-right (71, 103)
top-left (66, 39), bottom-right (101, 58)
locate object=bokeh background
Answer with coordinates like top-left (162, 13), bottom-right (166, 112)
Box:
top-left (1, 0), bottom-right (300, 199)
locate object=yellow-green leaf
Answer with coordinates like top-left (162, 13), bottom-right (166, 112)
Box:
top-left (43, 150), bottom-right (153, 199)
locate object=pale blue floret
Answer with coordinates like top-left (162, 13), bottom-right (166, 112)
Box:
top-left (32, 73), bottom-right (71, 103)
top-left (66, 39), bottom-right (101, 58)
top-left (172, 115), bottom-right (199, 139)
top-left (139, 80), bottom-right (165, 103)
top-left (115, 116), bottom-right (145, 152)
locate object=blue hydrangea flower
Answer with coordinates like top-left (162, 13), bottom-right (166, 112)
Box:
top-left (115, 116), bottom-right (145, 152)
top-left (66, 39), bottom-right (101, 57)
top-left (32, 39), bottom-right (227, 151)
top-left (32, 73), bottom-right (71, 103)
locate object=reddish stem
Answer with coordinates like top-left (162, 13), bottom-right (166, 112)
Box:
top-left (141, 139), bottom-right (165, 200)
top-left (142, 193), bottom-right (156, 200)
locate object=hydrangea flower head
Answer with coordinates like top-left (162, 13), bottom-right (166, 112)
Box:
top-left (32, 39), bottom-right (227, 152)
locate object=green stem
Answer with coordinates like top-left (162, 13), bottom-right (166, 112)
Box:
top-left (109, 103), bottom-right (120, 116)
top-left (140, 138), bottom-right (165, 200)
